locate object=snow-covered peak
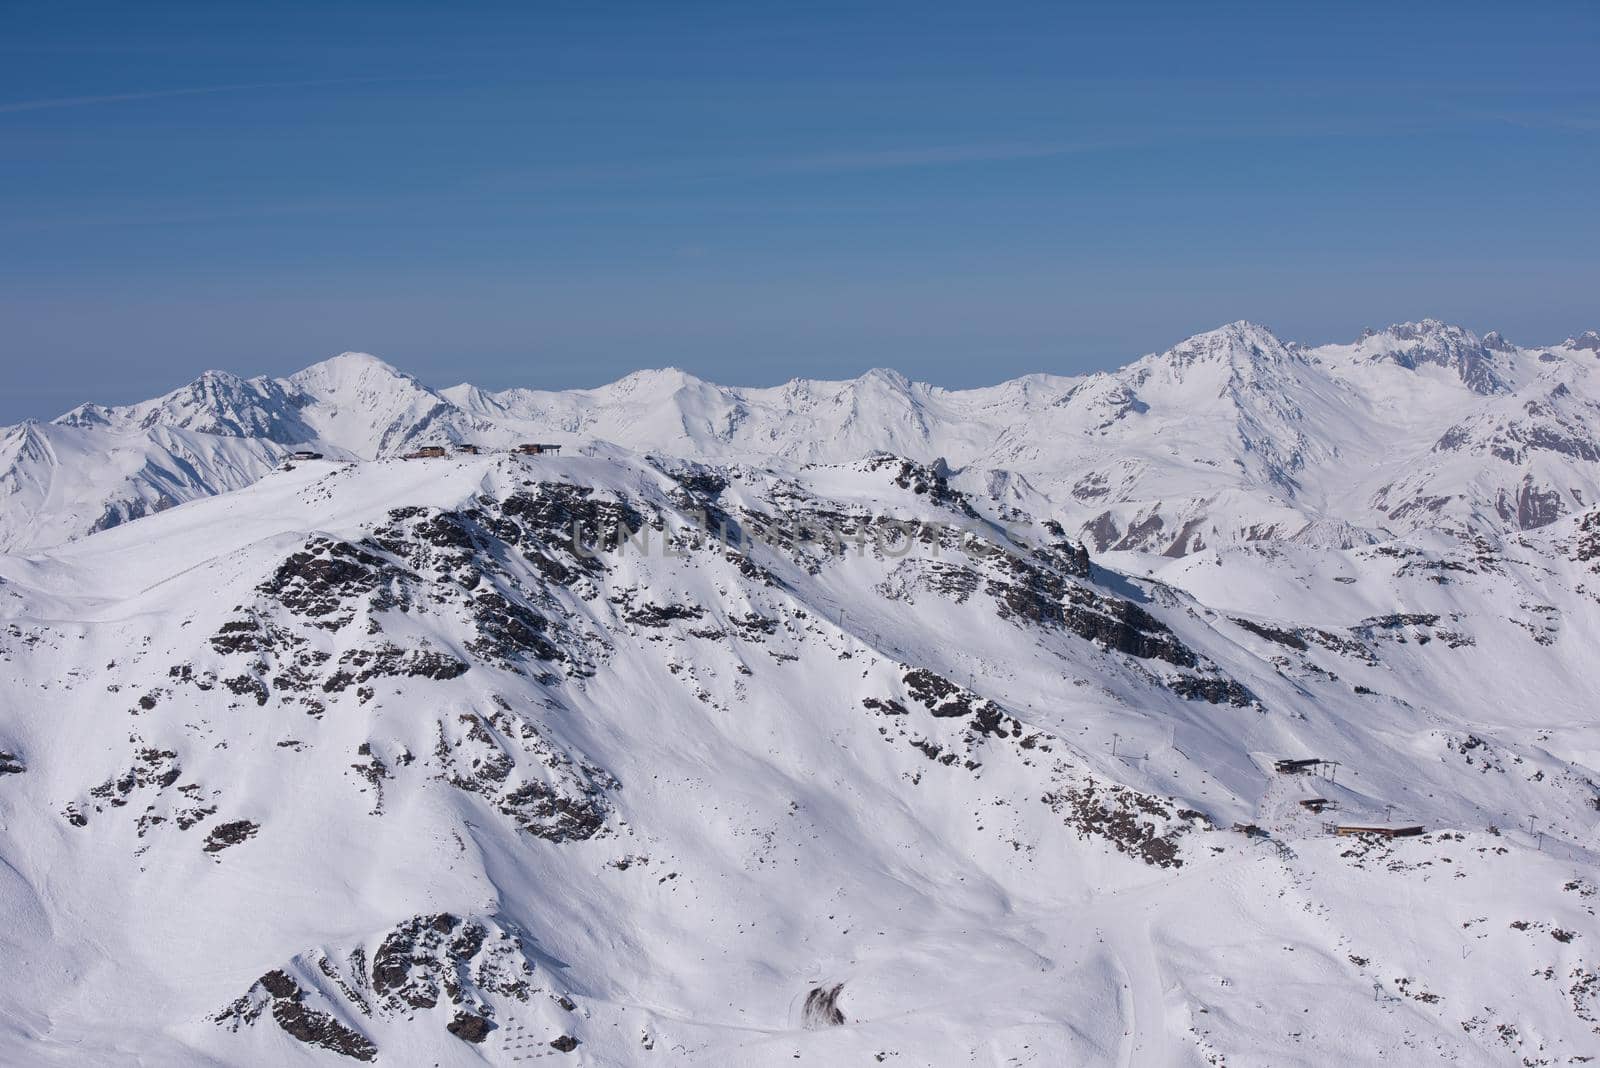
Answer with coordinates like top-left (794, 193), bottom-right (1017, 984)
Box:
top-left (1481, 329), bottom-right (1515, 353)
top-left (287, 348), bottom-right (403, 378)
top-left (1140, 320), bottom-right (1298, 378)
top-left (600, 366), bottom-right (708, 395)
top-left (1343, 320), bottom-right (1511, 394)
top-left (278, 352), bottom-right (469, 458)
top-left (55, 367), bottom-right (313, 443)
top-left (853, 366), bottom-right (915, 391)
top-left (48, 350), bottom-right (458, 460)
top-left (1563, 329), bottom-right (1600, 353)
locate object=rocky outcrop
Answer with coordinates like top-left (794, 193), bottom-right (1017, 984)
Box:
top-left (203, 819), bottom-right (259, 853)
top-left (1042, 777), bottom-right (1203, 868)
top-left (215, 912), bottom-right (536, 1058)
top-left (802, 983), bottom-right (847, 1029)
top-left (220, 968), bottom-right (378, 1060)
top-left (434, 707), bottom-right (616, 842)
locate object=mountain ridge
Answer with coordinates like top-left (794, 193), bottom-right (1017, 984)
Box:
top-left (4, 319), bottom-right (1599, 559)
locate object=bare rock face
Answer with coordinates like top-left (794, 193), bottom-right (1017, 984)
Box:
top-left (214, 912), bottom-right (536, 1058)
top-left (260, 538), bottom-right (413, 628)
top-left (1575, 509), bottom-right (1600, 567)
top-left (1358, 320), bottom-right (1512, 395)
top-left (434, 707), bottom-right (616, 842)
top-left (202, 819), bottom-right (260, 854)
top-left (1497, 475), bottom-right (1567, 530)
top-left (447, 1010), bottom-right (493, 1043)
top-left (1041, 777), bottom-right (1205, 869)
top-left (216, 970), bottom-right (377, 1062)
top-left (369, 913), bottom-right (533, 1012)
top-left (802, 983), bottom-right (846, 1029)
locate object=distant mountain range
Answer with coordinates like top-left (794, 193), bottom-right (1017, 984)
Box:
top-left (5, 319), bottom-right (1599, 557)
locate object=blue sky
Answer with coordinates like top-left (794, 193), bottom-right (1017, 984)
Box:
top-left (1, 1), bottom-right (1597, 422)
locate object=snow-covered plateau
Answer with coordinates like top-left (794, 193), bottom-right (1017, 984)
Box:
top-left (1, 319), bottom-right (1598, 1065)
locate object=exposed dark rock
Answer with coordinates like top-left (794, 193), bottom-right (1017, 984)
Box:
top-left (322, 643), bottom-right (469, 695)
top-left (1167, 675), bottom-right (1257, 707)
top-left (1042, 777), bottom-right (1196, 868)
top-left (210, 618), bottom-right (265, 655)
top-left (351, 743), bottom-right (391, 814)
top-left (467, 592), bottom-right (560, 664)
top-left (81, 747), bottom-right (182, 822)
top-left (370, 912), bottom-right (534, 1013)
top-left (1071, 473), bottom-right (1111, 501)
top-left (272, 997), bottom-right (377, 1061)
top-left (1372, 321), bottom-right (1509, 394)
top-left (623, 601), bottom-right (705, 628)
top-left (498, 779), bottom-right (611, 842)
top-left (259, 538), bottom-right (415, 626)
top-left (1356, 612), bottom-right (1439, 630)
top-left (1037, 526), bottom-right (1093, 578)
top-left (1082, 511), bottom-right (1122, 552)
top-left (982, 545), bottom-right (1204, 669)
top-left (1111, 511), bottom-right (1166, 552)
top-left (666, 468), bottom-right (729, 498)
top-left (447, 1010), bottom-right (494, 1043)
top-left (499, 483), bottom-right (645, 569)
top-left (1576, 510), bottom-right (1600, 567)
top-left (899, 669), bottom-right (1021, 739)
top-left (221, 673), bottom-right (270, 706)
top-left (1065, 588), bottom-right (1199, 667)
top-left (203, 819), bottom-right (259, 853)
top-left (903, 668), bottom-right (970, 718)
top-left (219, 912), bottom-right (536, 1054)
top-left (1348, 613), bottom-right (1471, 649)
top-left (372, 913), bottom-right (462, 1010)
top-left (223, 970), bottom-right (378, 1061)
top-left (874, 455), bottom-right (977, 518)
top-left (1231, 616), bottom-right (1309, 651)
top-left (176, 803), bottom-right (218, 830)
top-left (258, 969), bottom-right (298, 999)
top-left (1495, 475), bottom-right (1566, 530)
top-left (435, 703), bottom-right (616, 841)
top-left (729, 613), bottom-right (779, 639)
top-left (802, 983), bottom-right (846, 1029)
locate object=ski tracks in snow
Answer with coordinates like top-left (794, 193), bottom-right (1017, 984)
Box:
top-left (1097, 883), bottom-right (1188, 1068)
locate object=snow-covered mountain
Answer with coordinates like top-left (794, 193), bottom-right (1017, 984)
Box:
top-left (3, 354), bottom-right (469, 553)
top-left (7, 320), bottom-right (1600, 559)
top-left (2, 321), bottom-right (1599, 1064)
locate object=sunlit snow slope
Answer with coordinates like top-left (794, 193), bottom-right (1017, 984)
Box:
top-left (1, 442), bottom-right (1598, 1065)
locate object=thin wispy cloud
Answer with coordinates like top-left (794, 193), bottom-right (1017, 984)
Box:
top-left (1477, 111), bottom-right (1600, 132)
top-left (463, 137), bottom-right (1157, 194)
top-left (759, 140), bottom-right (1124, 175)
top-left (0, 115), bottom-right (1443, 235)
top-left (0, 76), bottom-right (438, 115)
